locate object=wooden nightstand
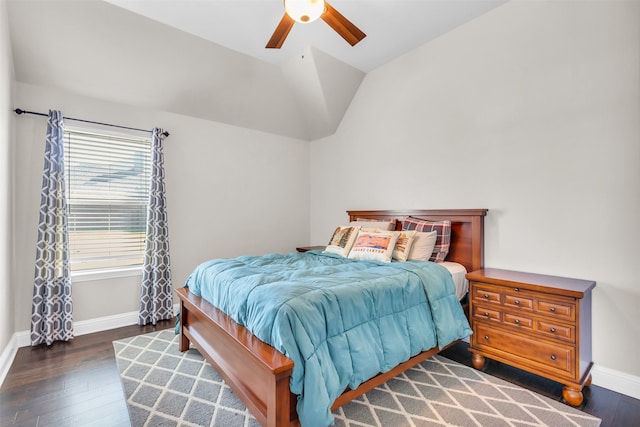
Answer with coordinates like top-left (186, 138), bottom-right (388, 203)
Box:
top-left (295, 245), bottom-right (326, 253)
top-left (466, 268), bottom-right (595, 406)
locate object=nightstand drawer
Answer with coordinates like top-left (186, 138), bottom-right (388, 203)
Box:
top-left (472, 285), bottom-right (501, 304)
top-left (504, 294), bottom-right (533, 310)
top-left (536, 299), bottom-right (575, 321)
top-left (537, 320), bottom-right (575, 342)
top-left (503, 312), bottom-right (534, 330)
top-left (474, 324), bottom-right (574, 377)
top-left (472, 305), bottom-right (501, 323)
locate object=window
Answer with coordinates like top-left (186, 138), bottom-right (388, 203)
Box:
top-left (64, 128), bottom-right (151, 274)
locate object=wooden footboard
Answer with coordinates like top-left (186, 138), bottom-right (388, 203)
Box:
top-left (176, 288), bottom-right (295, 427)
top-left (176, 287), bottom-right (446, 427)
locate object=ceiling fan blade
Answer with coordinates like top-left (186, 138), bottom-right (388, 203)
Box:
top-left (321, 2), bottom-right (366, 46)
top-left (266, 13), bottom-right (295, 49)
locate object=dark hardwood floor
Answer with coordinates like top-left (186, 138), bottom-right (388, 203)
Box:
top-left (1, 322), bottom-right (638, 426)
top-left (0, 321), bottom-right (174, 427)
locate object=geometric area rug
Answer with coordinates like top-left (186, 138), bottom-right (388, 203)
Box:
top-left (113, 330), bottom-right (601, 427)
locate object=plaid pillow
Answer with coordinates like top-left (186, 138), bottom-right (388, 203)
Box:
top-left (401, 217), bottom-right (451, 262)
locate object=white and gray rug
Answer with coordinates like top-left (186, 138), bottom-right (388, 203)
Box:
top-left (113, 330), bottom-right (601, 427)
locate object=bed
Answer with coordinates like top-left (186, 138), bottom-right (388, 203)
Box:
top-left (176, 208), bottom-right (487, 427)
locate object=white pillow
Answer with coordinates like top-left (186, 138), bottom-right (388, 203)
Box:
top-left (392, 230), bottom-right (417, 262)
top-left (323, 226), bottom-right (361, 257)
top-left (348, 230), bottom-right (400, 263)
top-left (407, 230), bottom-right (438, 261)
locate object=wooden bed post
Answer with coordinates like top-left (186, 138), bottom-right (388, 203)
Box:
top-left (178, 297), bottom-right (190, 352)
top-left (268, 371), bottom-right (295, 427)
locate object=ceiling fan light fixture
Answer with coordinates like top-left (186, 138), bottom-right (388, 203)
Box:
top-left (284, 0), bottom-right (325, 24)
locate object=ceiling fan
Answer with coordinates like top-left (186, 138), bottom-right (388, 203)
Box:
top-left (266, 0), bottom-right (366, 49)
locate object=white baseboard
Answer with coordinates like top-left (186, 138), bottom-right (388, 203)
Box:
top-left (592, 363), bottom-right (640, 400)
top-left (0, 304), bottom-right (179, 387)
top-left (0, 333), bottom-right (20, 388)
top-left (2, 308), bottom-right (639, 402)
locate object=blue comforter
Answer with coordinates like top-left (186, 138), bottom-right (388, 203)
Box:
top-left (184, 251), bottom-right (471, 427)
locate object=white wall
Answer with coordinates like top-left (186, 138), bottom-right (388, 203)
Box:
top-left (310, 0), bottom-right (640, 381)
top-left (12, 82), bottom-right (310, 331)
top-left (0, 1), bottom-right (14, 366)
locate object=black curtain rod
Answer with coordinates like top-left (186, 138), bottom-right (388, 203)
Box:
top-left (14, 108), bottom-right (170, 137)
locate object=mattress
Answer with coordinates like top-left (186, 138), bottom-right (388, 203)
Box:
top-left (442, 261), bottom-right (469, 300)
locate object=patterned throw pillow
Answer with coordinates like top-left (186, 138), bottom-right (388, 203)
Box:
top-left (323, 226), bottom-right (361, 257)
top-left (348, 230), bottom-right (400, 263)
top-left (401, 217), bottom-right (451, 263)
top-left (392, 230), bottom-right (416, 262)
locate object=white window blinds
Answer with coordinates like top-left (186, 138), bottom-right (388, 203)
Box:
top-left (64, 129), bottom-right (151, 272)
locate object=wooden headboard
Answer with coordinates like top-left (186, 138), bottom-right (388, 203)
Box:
top-left (347, 209), bottom-right (488, 273)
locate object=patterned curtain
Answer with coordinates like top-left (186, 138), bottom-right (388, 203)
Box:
top-left (31, 110), bottom-right (73, 346)
top-left (139, 128), bottom-right (173, 325)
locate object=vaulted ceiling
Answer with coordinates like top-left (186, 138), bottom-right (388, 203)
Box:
top-left (7, 0), bottom-right (505, 140)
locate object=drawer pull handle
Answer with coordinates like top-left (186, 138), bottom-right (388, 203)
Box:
top-left (550, 307), bottom-right (556, 312)
top-left (514, 287), bottom-right (519, 292)
top-left (484, 335), bottom-right (490, 340)
top-left (514, 319), bottom-right (520, 324)
top-left (550, 355), bottom-right (557, 361)
top-left (514, 300), bottom-right (520, 305)
top-left (483, 294), bottom-right (489, 299)
top-left (550, 328), bottom-right (556, 333)
top-left (483, 312), bottom-right (489, 317)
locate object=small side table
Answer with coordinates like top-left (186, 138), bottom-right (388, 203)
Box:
top-left (466, 268), bottom-right (595, 406)
top-left (295, 246), bottom-right (326, 253)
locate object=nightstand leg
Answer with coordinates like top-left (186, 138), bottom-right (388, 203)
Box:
top-left (562, 386), bottom-right (584, 407)
top-left (471, 353), bottom-right (486, 370)
top-left (584, 374), bottom-right (592, 387)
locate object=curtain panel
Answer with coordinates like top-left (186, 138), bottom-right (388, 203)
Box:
top-left (139, 128), bottom-right (173, 325)
top-left (31, 110), bottom-right (74, 346)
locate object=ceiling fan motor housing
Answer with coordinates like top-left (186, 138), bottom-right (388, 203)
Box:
top-left (284, 0), bottom-right (326, 23)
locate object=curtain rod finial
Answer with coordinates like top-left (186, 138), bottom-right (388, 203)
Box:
top-left (162, 131), bottom-right (170, 137)
top-left (14, 108), bottom-right (25, 115)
